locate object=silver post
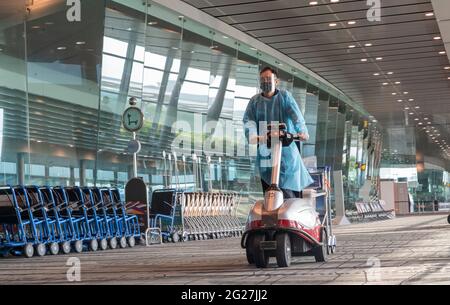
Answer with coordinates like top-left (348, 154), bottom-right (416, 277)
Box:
top-left (133, 132), bottom-right (138, 178)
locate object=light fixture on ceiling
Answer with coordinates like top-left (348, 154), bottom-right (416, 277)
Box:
top-left (409, 112), bottom-right (414, 115)
top-left (403, 91), bottom-right (409, 94)
top-left (329, 23), bottom-right (337, 27)
top-left (148, 21), bottom-right (158, 25)
top-left (331, 0), bottom-right (340, 2)
top-left (395, 81), bottom-right (401, 84)
top-left (415, 106), bottom-right (420, 109)
top-left (387, 72), bottom-right (394, 75)
top-left (433, 36), bottom-right (441, 40)
top-left (425, 12), bottom-right (434, 17)
top-left (439, 51), bottom-right (446, 55)
top-left (348, 21), bottom-right (356, 25)
top-left (56, 46), bottom-right (66, 50)
top-left (361, 58), bottom-right (368, 62)
top-left (365, 43), bottom-right (373, 47)
top-left (445, 67), bottom-right (450, 70)
top-left (382, 82), bottom-right (388, 85)
top-left (76, 41), bottom-right (85, 45)
top-left (309, 1), bottom-right (318, 5)
top-left (404, 107), bottom-right (410, 110)
top-left (397, 99), bottom-right (403, 102)
top-left (373, 73), bottom-right (380, 76)
top-left (376, 57), bottom-right (383, 61)
top-left (408, 98), bottom-right (415, 102)
top-left (348, 45), bottom-right (356, 49)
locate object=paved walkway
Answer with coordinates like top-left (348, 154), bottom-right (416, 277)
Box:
top-left (1, 214), bottom-right (449, 284)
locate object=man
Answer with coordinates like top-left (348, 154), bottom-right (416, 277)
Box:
top-left (243, 67), bottom-right (313, 198)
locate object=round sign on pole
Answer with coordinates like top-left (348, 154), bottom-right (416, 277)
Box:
top-left (122, 107), bottom-right (144, 132)
top-left (127, 139), bottom-right (141, 154)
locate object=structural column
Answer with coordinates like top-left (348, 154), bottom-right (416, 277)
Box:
top-left (16, 153), bottom-right (25, 185)
top-left (79, 160), bottom-right (86, 187)
top-left (69, 167), bottom-right (75, 186)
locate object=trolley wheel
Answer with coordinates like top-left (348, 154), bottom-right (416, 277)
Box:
top-left (99, 238), bottom-right (108, 250)
top-left (127, 236), bottom-right (136, 248)
top-left (245, 234), bottom-right (255, 265)
top-left (23, 243), bottom-right (34, 258)
top-left (182, 232), bottom-right (189, 242)
top-left (447, 214), bottom-right (450, 224)
top-left (171, 232), bottom-right (180, 243)
top-left (89, 239), bottom-right (98, 251)
top-left (35, 243), bottom-right (46, 257)
top-left (329, 236), bottom-right (337, 254)
top-left (313, 229), bottom-right (328, 263)
top-left (275, 233), bottom-right (291, 268)
top-left (61, 241), bottom-right (71, 254)
top-left (252, 233), bottom-right (269, 268)
top-left (49, 242), bottom-right (59, 255)
top-left (73, 240), bottom-right (83, 253)
top-left (119, 236), bottom-right (127, 248)
top-left (109, 237), bottom-right (117, 249)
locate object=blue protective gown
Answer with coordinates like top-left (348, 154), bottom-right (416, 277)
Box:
top-left (243, 89), bottom-right (314, 192)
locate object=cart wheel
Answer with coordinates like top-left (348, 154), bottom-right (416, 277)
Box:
top-left (89, 239), bottom-right (98, 251)
top-left (171, 232), bottom-right (180, 243)
top-left (74, 240), bottom-right (83, 253)
top-left (252, 233), bottom-right (269, 268)
top-left (49, 242), bottom-right (59, 255)
top-left (182, 232), bottom-right (189, 242)
top-left (109, 237), bottom-right (117, 249)
top-left (23, 243), bottom-right (34, 258)
top-left (119, 236), bottom-right (127, 248)
top-left (447, 214), bottom-right (450, 224)
top-left (61, 241), bottom-right (71, 254)
top-left (245, 234), bottom-right (255, 265)
top-left (275, 233), bottom-right (291, 268)
top-left (99, 238), bottom-right (108, 250)
top-left (313, 230), bottom-right (328, 263)
top-left (127, 236), bottom-right (136, 248)
top-left (330, 236), bottom-right (337, 254)
top-left (35, 243), bottom-right (46, 257)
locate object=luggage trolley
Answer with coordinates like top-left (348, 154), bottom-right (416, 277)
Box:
top-left (0, 186), bottom-right (46, 257)
top-left (148, 189), bottom-right (185, 243)
top-left (308, 166), bottom-right (337, 254)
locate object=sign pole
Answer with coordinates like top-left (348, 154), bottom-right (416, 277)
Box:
top-left (133, 131), bottom-right (138, 178)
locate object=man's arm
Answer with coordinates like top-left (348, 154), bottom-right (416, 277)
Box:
top-left (285, 91), bottom-right (309, 141)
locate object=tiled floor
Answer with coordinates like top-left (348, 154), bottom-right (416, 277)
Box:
top-left (1, 214), bottom-right (449, 284)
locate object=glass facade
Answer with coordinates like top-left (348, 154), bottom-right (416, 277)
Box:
top-left (0, 0), bottom-right (383, 217)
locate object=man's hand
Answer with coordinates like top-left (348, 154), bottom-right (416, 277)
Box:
top-left (297, 133), bottom-right (309, 141)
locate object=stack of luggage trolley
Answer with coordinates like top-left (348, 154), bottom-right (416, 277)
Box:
top-left (0, 185), bottom-right (141, 257)
top-left (145, 152), bottom-right (244, 244)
